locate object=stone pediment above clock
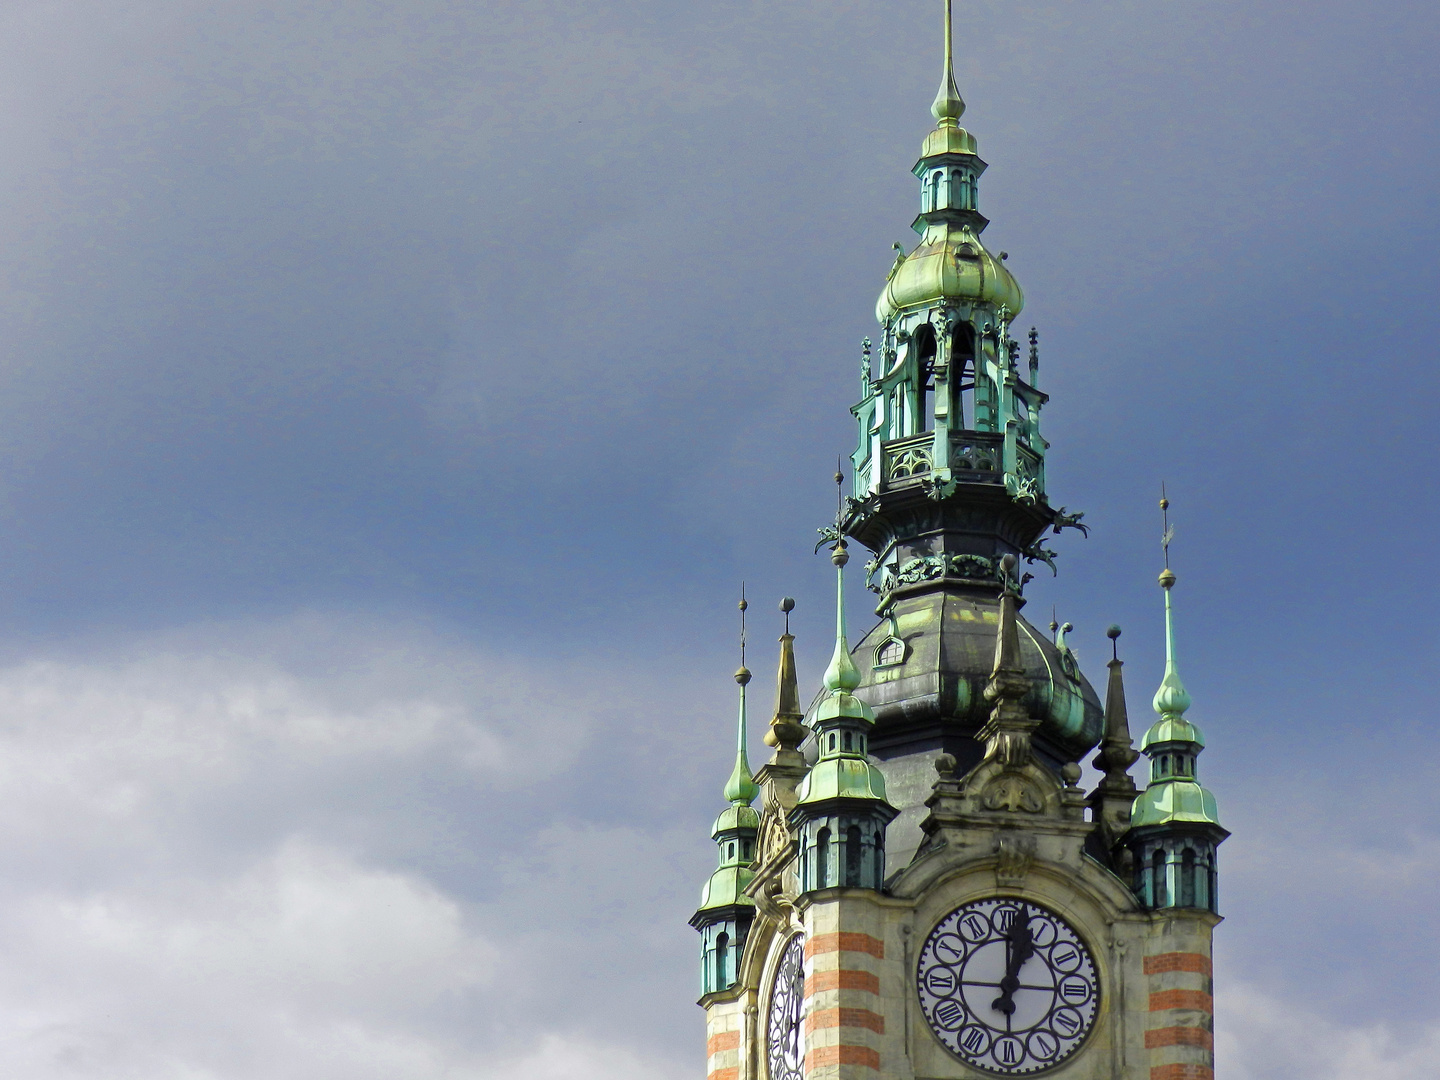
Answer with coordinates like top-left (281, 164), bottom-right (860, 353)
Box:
top-left (888, 751), bottom-right (1102, 901)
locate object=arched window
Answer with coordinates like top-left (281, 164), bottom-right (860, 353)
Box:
top-left (1151, 849), bottom-right (1168, 908)
top-left (929, 171), bottom-right (942, 211)
top-left (842, 731), bottom-right (853, 752)
top-left (1180, 849), bottom-right (1197, 907)
top-left (817, 827), bottom-right (831, 890)
top-left (876, 637), bottom-right (905, 666)
top-left (950, 169), bottom-right (962, 207)
top-left (716, 931), bottom-right (730, 990)
top-left (1207, 860), bottom-right (1218, 912)
top-left (961, 172), bottom-right (974, 209)
top-left (845, 825), bottom-right (863, 886)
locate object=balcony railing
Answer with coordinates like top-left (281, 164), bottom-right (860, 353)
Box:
top-left (882, 430), bottom-right (1007, 489)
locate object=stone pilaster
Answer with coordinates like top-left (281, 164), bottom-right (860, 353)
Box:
top-left (1142, 913), bottom-right (1219, 1080)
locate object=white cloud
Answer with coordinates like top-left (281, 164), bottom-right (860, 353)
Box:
top-left (1219, 980), bottom-right (1440, 1080)
top-left (0, 613), bottom-right (709, 1079)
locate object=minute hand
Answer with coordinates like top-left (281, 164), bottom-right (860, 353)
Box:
top-left (991, 913), bottom-right (1036, 1017)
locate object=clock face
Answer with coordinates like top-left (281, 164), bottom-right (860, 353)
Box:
top-left (766, 934), bottom-right (805, 1080)
top-left (917, 899), bottom-right (1099, 1074)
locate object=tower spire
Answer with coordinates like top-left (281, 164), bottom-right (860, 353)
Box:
top-left (1126, 489), bottom-right (1227, 913)
top-left (1153, 488), bottom-right (1192, 719)
top-left (931, 0), bottom-right (966, 126)
top-left (724, 590), bottom-right (759, 806)
top-left (822, 469), bottom-right (860, 695)
top-left (764, 597), bottom-right (807, 752)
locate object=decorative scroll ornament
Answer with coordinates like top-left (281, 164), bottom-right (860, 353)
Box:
top-left (982, 774), bottom-right (1045, 813)
top-left (881, 553), bottom-right (1004, 595)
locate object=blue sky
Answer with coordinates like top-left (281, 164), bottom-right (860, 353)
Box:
top-left (0, 1), bottom-right (1434, 1076)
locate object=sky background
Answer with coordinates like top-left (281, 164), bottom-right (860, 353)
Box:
top-left (0, 0), bottom-right (1433, 1076)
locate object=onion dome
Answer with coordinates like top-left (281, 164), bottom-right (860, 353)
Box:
top-left (876, 226), bottom-right (1023, 325)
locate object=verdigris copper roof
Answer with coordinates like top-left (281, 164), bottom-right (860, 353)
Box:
top-left (848, 588), bottom-right (1103, 764)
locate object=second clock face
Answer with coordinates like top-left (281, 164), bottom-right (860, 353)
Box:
top-left (766, 934), bottom-right (805, 1080)
top-left (917, 898), bottom-right (1099, 1074)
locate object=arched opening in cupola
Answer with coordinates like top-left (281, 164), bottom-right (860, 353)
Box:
top-left (912, 324), bottom-right (936, 435)
top-left (845, 825), bottom-right (863, 887)
top-left (1180, 848), bottom-right (1197, 908)
top-left (816, 827), bottom-right (831, 890)
top-left (715, 931), bottom-right (729, 989)
top-left (1151, 849), bottom-right (1168, 908)
top-left (951, 322), bottom-right (976, 429)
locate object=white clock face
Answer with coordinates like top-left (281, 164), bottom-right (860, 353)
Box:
top-left (917, 899), bottom-right (1099, 1074)
top-left (766, 935), bottom-right (805, 1080)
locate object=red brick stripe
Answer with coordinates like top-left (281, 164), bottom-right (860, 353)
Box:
top-left (1151, 1066), bottom-right (1214, 1080)
top-left (805, 1045), bottom-right (881, 1070)
top-left (804, 1007), bottom-right (886, 1035)
top-left (1149, 989), bottom-right (1214, 1012)
top-left (805, 969), bottom-right (880, 995)
top-left (1143, 952), bottom-right (1212, 976)
top-left (1145, 1027), bottom-right (1214, 1050)
top-left (707, 1069), bottom-right (739, 1080)
top-left (706, 1031), bottom-right (740, 1056)
top-left (806, 932), bottom-right (885, 960)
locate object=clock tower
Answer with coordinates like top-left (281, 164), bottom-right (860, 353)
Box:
top-left (692, 4), bottom-right (1227, 1080)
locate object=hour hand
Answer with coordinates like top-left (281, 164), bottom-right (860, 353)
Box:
top-left (991, 913), bottom-right (1035, 1016)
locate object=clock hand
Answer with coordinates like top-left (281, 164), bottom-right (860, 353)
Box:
top-left (991, 911), bottom-right (1036, 1016)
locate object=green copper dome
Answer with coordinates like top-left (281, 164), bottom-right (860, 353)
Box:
top-left (1131, 778), bottom-right (1221, 829)
top-left (876, 224), bottom-right (1023, 325)
top-left (697, 863), bottom-right (755, 910)
top-left (711, 803), bottom-right (760, 838)
top-left (1141, 715), bottom-right (1205, 751)
top-left (796, 754), bottom-right (890, 805)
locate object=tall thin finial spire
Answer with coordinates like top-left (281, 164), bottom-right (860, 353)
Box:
top-left (932, 0), bottom-right (966, 126)
top-left (1153, 487), bottom-right (1192, 718)
top-left (724, 590), bottom-right (759, 805)
top-left (822, 467), bottom-right (861, 694)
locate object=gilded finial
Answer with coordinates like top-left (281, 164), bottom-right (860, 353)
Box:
top-left (765, 597), bottom-right (807, 751)
top-left (931, 0), bottom-right (966, 126)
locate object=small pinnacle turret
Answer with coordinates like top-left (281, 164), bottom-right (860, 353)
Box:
top-left (1125, 494), bottom-right (1227, 912)
top-left (690, 594), bottom-right (761, 995)
top-left (790, 474), bottom-right (897, 893)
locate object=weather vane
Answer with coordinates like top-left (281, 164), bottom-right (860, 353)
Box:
top-left (738, 584), bottom-right (748, 668)
top-left (1160, 482), bottom-right (1174, 569)
top-left (815, 456), bottom-right (850, 554)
